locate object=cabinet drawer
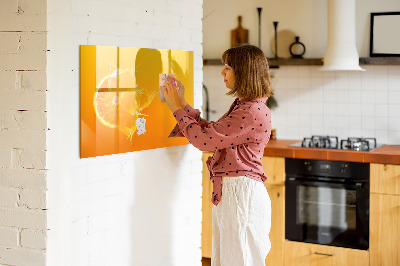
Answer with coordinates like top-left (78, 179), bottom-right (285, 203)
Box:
top-left (370, 163), bottom-right (400, 195)
top-left (284, 241), bottom-right (369, 266)
top-left (262, 156), bottom-right (285, 185)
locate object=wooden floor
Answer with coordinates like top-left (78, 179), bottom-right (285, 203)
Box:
top-left (202, 257), bottom-right (211, 266)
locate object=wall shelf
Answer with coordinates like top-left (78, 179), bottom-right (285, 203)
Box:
top-left (203, 57), bottom-right (400, 67)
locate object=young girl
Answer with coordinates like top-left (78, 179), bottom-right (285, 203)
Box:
top-left (162, 44), bottom-right (273, 266)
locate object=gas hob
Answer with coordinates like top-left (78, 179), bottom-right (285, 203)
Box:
top-left (289, 135), bottom-right (382, 151)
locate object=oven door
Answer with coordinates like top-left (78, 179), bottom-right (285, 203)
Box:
top-left (285, 177), bottom-right (369, 250)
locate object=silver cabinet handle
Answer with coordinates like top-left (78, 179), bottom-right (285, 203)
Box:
top-left (314, 252), bottom-right (335, 257)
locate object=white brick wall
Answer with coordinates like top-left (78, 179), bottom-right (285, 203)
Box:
top-left (0, 0), bottom-right (48, 265)
top-left (46, 1), bottom-right (203, 266)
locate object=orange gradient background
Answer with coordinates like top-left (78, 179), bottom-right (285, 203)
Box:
top-left (80, 45), bottom-right (194, 158)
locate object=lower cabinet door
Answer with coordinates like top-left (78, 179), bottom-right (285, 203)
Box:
top-left (370, 193), bottom-right (400, 266)
top-left (265, 185), bottom-right (284, 266)
top-left (284, 241), bottom-right (369, 266)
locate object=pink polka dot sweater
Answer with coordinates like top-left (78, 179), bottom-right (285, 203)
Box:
top-left (169, 97), bottom-right (272, 206)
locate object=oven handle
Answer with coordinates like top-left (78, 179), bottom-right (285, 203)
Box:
top-left (286, 177), bottom-right (364, 189)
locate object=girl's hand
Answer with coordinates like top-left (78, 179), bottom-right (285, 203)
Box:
top-left (174, 78), bottom-right (187, 108)
top-left (161, 76), bottom-right (186, 113)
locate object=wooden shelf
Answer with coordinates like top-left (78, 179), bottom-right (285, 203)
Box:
top-left (359, 57), bottom-right (400, 65)
top-left (203, 57), bottom-right (400, 67)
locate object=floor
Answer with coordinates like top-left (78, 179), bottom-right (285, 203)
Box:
top-left (202, 257), bottom-right (211, 266)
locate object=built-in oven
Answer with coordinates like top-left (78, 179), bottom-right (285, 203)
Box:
top-left (285, 158), bottom-right (369, 250)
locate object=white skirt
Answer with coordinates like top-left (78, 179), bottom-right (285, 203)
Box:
top-left (212, 176), bottom-right (271, 266)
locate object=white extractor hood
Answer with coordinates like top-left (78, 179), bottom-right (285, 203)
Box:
top-left (320, 0), bottom-right (365, 71)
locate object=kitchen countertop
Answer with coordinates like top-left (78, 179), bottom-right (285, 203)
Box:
top-left (263, 139), bottom-right (400, 165)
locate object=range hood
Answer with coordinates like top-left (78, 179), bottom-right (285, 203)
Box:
top-left (320, 0), bottom-right (365, 71)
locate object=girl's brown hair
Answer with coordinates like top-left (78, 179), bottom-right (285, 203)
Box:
top-left (221, 44), bottom-right (273, 99)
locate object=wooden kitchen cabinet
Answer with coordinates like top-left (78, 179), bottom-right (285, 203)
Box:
top-left (370, 163), bottom-right (400, 195)
top-left (284, 241), bottom-right (369, 266)
top-left (264, 184), bottom-right (285, 266)
top-left (202, 152), bottom-right (214, 258)
top-left (370, 163), bottom-right (400, 266)
top-left (262, 156), bottom-right (285, 266)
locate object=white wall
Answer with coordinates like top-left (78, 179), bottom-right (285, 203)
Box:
top-left (203, 0), bottom-right (400, 58)
top-left (203, 0), bottom-right (400, 145)
top-left (46, 0), bottom-right (203, 266)
top-left (0, 0), bottom-right (48, 265)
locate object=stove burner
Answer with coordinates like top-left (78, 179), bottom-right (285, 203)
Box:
top-left (301, 135), bottom-right (339, 149)
top-left (340, 137), bottom-right (377, 151)
top-left (295, 136), bottom-right (378, 151)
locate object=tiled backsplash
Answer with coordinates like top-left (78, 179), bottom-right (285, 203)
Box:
top-left (203, 65), bottom-right (400, 144)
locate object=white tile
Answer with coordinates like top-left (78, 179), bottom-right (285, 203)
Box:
top-left (285, 66), bottom-right (298, 77)
top-left (388, 104), bottom-right (400, 117)
top-left (388, 76), bottom-right (400, 91)
top-left (388, 65), bottom-right (400, 76)
top-left (310, 67), bottom-right (324, 77)
top-left (374, 117), bottom-right (389, 130)
top-left (298, 67), bottom-right (311, 78)
top-left (335, 73), bottom-right (349, 90)
top-left (374, 65), bottom-right (388, 78)
top-left (272, 67), bottom-right (286, 78)
top-left (323, 87), bottom-right (336, 103)
top-left (311, 88), bottom-right (323, 101)
top-left (311, 102), bottom-right (324, 113)
top-left (348, 90), bottom-right (362, 103)
top-left (287, 113), bottom-right (300, 127)
top-left (323, 103), bottom-right (336, 115)
top-left (375, 104), bottom-right (389, 117)
top-left (348, 103), bottom-right (362, 116)
top-left (348, 78), bottom-right (362, 91)
top-left (388, 91), bottom-right (400, 104)
top-left (361, 104), bottom-right (374, 116)
top-left (374, 78), bottom-right (388, 91)
top-left (273, 76), bottom-right (287, 90)
top-left (311, 127), bottom-right (324, 136)
top-left (323, 127), bottom-right (337, 135)
top-left (361, 128), bottom-right (375, 138)
top-left (297, 101), bottom-right (312, 115)
top-left (298, 77), bottom-right (311, 89)
top-left (310, 77), bottom-right (324, 89)
top-left (374, 90), bottom-right (388, 104)
top-left (362, 116), bottom-right (375, 130)
top-left (361, 75), bottom-right (374, 91)
top-left (286, 77), bottom-right (299, 89)
top-left (336, 103), bottom-right (349, 116)
top-left (336, 90), bottom-right (349, 103)
top-left (336, 115), bottom-right (348, 128)
top-left (336, 128), bottom-right (349, 140)
top-left (361, 90), bottom-right (374, 104)
top-left (374, 130), bottom-right (389, 144)
top-left (311, 114), bottom-right (324, 129)
top-left (323, 115), bottom-right (336, 129)
top-left (348, 70), bottom-right (362, 78)
top-left (388, 117), bottom-right (400, 131)
top-left (322, 70), bottom-right (335, 78)
top-left (348, 116), bottom-right (362, 129)
top-left (349, 128), bottom-right (362, 137)
top-left (388, 131), bottom-right (400, 144)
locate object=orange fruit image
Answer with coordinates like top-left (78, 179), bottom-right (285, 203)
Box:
top-left (94, 69), bottom-right (140, 140)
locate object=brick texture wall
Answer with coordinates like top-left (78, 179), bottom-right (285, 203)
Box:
top-left (0, 0), bottom-right (48, 265)
top-left (1, 0), bottom-right (203, 265)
